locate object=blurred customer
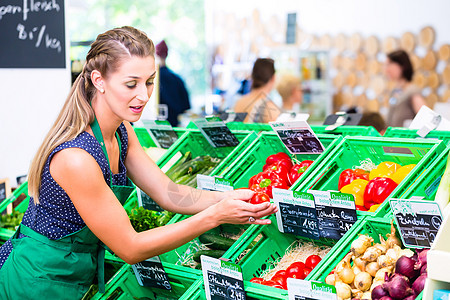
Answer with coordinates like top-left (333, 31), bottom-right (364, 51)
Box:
top-left (156, 40), bottom-right (190, 126)
top-left (276, 74), bottom-right (303, 113)
top-left (384, 50), bottom-right (426, 127)
top-left (234, 58), bottom-right (281, 123)
top-left (359, 112), bottom-right (387, 134)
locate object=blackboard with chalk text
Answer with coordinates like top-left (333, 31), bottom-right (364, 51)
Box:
top-left (0, 0), bottom-right (66, 68)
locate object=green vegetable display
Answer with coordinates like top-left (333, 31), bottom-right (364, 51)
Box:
top-left (166, 151), bottom-right (221, 188)
top-left (0, 210), bottom-right (24, 231)
top-left (128, 207), bottom-right (174, 232)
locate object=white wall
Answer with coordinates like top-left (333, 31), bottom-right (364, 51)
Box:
top-left (0, 1), bottom-right (71, 187)
top-left (209, 0), bottom-right (450, 48)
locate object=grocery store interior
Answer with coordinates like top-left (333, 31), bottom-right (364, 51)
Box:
top-left (0, 0), bottom-right (450, 299)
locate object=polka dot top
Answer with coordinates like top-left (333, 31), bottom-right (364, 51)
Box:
top-left (0, 123), bottom-right (129, 269)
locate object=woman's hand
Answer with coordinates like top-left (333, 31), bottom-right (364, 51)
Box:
top-left (208, 191), bottom-right (278, 225)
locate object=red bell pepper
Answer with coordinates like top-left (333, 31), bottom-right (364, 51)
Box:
top-left (266, 161), bottom-right (290, 185)
top-left (363, 177), bottom-right (398, 206)
top-left (288, 160), bottom-right (314, 185)
top-left (338, 169), bottom-right (370, 191)
top-left (258, 177), bottom-right (289, 198)
top-left (266, 152), bottom-right (291, 166)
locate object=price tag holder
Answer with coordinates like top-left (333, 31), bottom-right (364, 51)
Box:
top-left (137, 187), bottom-right (164, 212)
top-left (132, 256), bottom-right (172, 290)
top-left (142, 120), bottom-right (179, 149)
top-left (269, 120), bottom-right (325, 154)
top-left (287, 278), bottom-right (337, 300)
top-left (201, 255), bottom-right (246, 300)
top-left (390, 198), bottom-right (443, 248)
top-left (217, 112), bottom-right (248, 123)
top-left (197, 175), bottom-right (234, 192)
top-left (273, 188), bottom-right (320, 239)
top-left (0, 179), bottom-right (10, 206)
top-left (194, 117), bottom-right (240, 148)
top-left (308, 190), bottom-right (358, 240)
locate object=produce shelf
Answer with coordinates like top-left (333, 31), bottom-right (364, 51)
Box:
top-left (225, 122), bottom-right (273, 133)
top-left (219, 131), bottom-right (342, 189)
top-left (384, 127), bottom-right (450, 145)
top-left (133, 126), bottom-right (188, 150)
top-left (310, 125), bottom-right (381, 137)
top-left (294, 136), bottom-right (446, 217)
top-left (91, 262), bottom-right (201, 300)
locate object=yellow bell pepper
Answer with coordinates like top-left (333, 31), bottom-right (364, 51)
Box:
top-left (369, 161), bottom-right (401, 180)
top-left (340, 179), bottom-right (369, 206)
top-left (390, 164), bottom-right (416, 184)
top-left (368, 204), bottom-right (381, 212)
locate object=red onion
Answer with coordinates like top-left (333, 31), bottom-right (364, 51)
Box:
top-left (403, 295), bottom-right (417, 300)
top-left (372, 285), bottom-right (389, 300)
top-left (420, 264), bottom-right (427, 275)
top-left (412, 273), bottom-right (427, 295)
top-left (379, 297), bottom-right (394, 300)
top-left (415, 249), bottom-right (429, 270)
top-left (395, 255), bottom-right (418, 279)
top-left (383, 274), bottom-right (413, 299)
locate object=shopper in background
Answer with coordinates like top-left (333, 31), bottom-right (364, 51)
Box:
top-left (234, 58), bottom-right (282, 123)
top-left (0, 27), bottom-right (276, 299)
top-left (358, 112), bottom-right (387, 134)
top-left (155, 40), bottom-right (191, 126)
top-left (384, 49), bottom-right (426, 127)
top-left (276, 74), bottom-right (303, 113)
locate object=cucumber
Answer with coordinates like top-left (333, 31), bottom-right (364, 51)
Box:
top-left (193, 249), bottom-right (226, 263)
top-left (174, 174), bottom-right (192, 184)
top-left (166, 151), bottom-right (192, 178)
top-left (198, 233), bottom-right (236, 250)
top-left (170, 156), bottom-right (212, 179)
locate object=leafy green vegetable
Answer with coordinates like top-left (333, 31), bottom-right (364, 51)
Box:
top-left (128, 207), bottom-right (174, 232)
top-left (0, 211), bottom-right (24, 231)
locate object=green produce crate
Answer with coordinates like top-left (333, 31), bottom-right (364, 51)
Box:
top-left (310, 125), bottom-right (381, 137)
top-left (384, 127), bottom-right (450, 145)
top-left (157, 129), bottom-right (257, 177)
top-left (0, 180), bottom-right (29, 213)
top-left (222, 214), bottom-right (361, 287)
top-left (91, 262), bottom-right (201, 300)
top-left (133, 126), bottom-right (188, 149)
top-left (294, 136), bottom-right (446, 218)
top-left (220, 132), bottom-right (342, 189)
top-left (179, 277), bottom-right (289, 300)
top-left (226, 122), bottom-right (273, 133)
top-left (308, 216), bottom-right (424, 299)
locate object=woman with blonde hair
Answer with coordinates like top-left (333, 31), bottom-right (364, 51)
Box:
top-left (0, 26), bottom-right (276, 299)
top-left (276, 74), bottom-right (303, 113)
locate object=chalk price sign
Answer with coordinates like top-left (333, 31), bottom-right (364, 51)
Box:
top-left (390, 198), bottom-right (443, 248)
top-left (142, 120), bottom-right (179, 149)
top-left (270, 121), bottom-right (325, 154)
top-left (132, 256), bottom-right (172, 290)
top-left (0, 0), bottom-right (66, 68)
top-left (194, 117), bottom-right (239, 148)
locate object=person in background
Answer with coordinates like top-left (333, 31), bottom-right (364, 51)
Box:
top-left (358, 112), bottom-right (387, 135)
top-left (276, 74), bottom-right (303, 113)
top-left (0, 27), bottom-right (276, 299)
top-left (155, 40), bottom-right (190, 127)
top-left (234, 58), bottom-right (281, 123)
top-left (384, 50), bottom-right (426, 127)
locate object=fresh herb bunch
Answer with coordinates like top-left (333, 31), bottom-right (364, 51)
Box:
top-left (128, 207), bottom-right (174, 232)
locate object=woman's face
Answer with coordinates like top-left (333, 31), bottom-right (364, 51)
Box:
top-left (384, 58), bottom-right (402, 81)
top-left (292, 86), bottom-right (303, 104)
top-left (102, 55), bottom-right (156, 123)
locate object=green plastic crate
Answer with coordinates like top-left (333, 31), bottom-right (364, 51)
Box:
top-left (219, 132), bottom-right (343, 189)
top-left (384, 127), bottom-right (450, 145)
top-left (133, 126), bottom-right (188, 149)
top-left (294, 136), bottom-right (446, 218)
top-left (179, 277), bottom-right (289, 300)
top-left (308, 216), bottom-right (423, 299)
top-left (91, 262), bottom-right (201, 300)
top-left (226, 122), bottom-right (273, 133)
top-left (221, 214), bottom-right (359, 288)
top-left (157, 129), bottom-right (257, 177)
top-left (310, 125), bottom-right (381, 137)
top-left (0, 180), bottom-right (29, 213)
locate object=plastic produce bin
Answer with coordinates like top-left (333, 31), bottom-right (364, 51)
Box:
top-left (219, 132), bottom-right (343, 189)
top-left (133, 126), bottom-right (188, 150)
top-left (384, 127), bottom-right (450, 145)
top-left (225, 122), bottom-right (273, 133)
top-left (294, 136), bottom-right (446, 217)
top-left (310, 125), bottom-right (381, 137)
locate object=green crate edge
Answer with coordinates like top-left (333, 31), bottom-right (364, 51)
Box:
top-left (384, 127), bottom-right (450, 145)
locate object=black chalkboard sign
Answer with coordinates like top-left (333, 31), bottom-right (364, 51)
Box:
top-left (271, 121), bottom-right (324, 155)
top-left (132, 257), bottom-right (172, 290)
top-left (206, 270), bottom-right (246, 300)
top-left (217, 112), bottom-right (248, 123)
top-left (0, 0), bottom-right (66, 68)
top-left (142, 120), bottom-right (178, 149)
top-left (311, 191), bottom-right (358, 240)
top-left (137, 188), bottom-right (163, 212)
top-left (279, 202), bottom-right (320, 239)
top-left (390, 199), bottom-right (443, 248)
top-left (194, 117), bottom-right (239, 148)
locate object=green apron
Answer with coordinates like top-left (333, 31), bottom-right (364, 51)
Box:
top-left (0, 118), bottom-right (134, 299)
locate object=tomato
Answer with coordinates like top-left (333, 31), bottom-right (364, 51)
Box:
top-left (274, 270), bottom-right (286, 277)
top-left (303, 267), bottom-right (312, 278)
top-left (270, 274), bottom-right (287, 289)
top-left (250, 277), bottom-right (264, 284)
top-left (250, 192), bottom-right (270, 204)
top-left (262, 280), bottom-right (284, 289)
top-left (285, 262), bottom-right (306, 279)
top-left (305, 255), bottom-right (322, 269)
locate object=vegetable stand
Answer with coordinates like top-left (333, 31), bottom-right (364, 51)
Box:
top-left (310, 125), bottom-right (381, 137)
top-left (293, 136), bottom-right (446, 217)
top-left (384, 127), bottom-right (450, 145)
